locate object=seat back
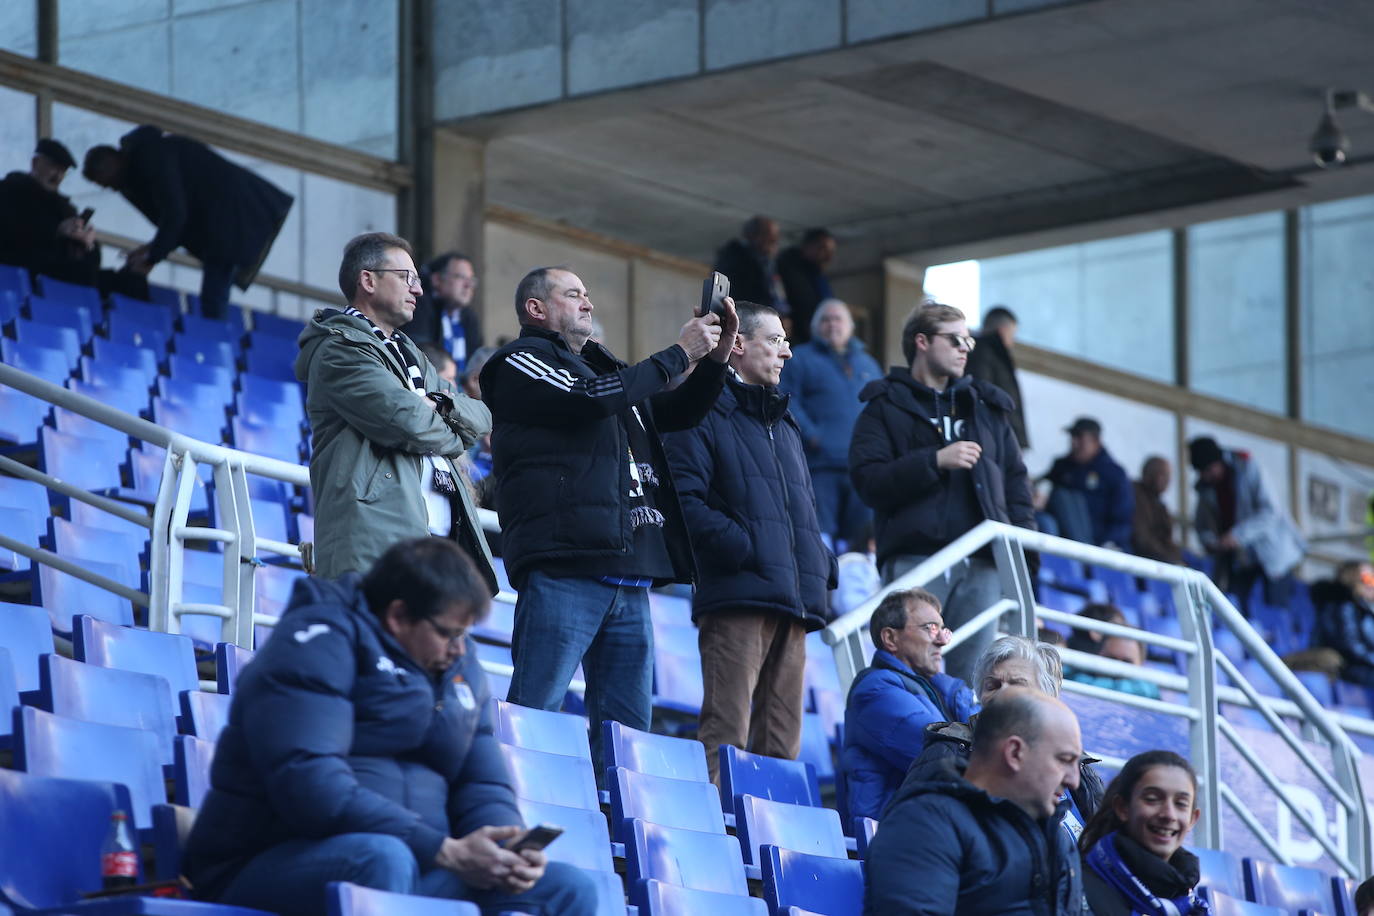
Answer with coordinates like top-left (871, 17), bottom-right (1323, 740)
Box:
top-left (0, 768), bottom-right (137, 910)
top-left (39, 276), bottom-right (102, 312)
top-left (499, 743), bottom-right (599, 810)
top-left (632, 879), bottom-right (768, 915)
top-left (735, 794), bottom-right (846, 866)
top-left (14, 706), bottom-right (165, 831)
top-left (2, 338), bottom-right (71, 384)
top-left (180, 689), bottom-right (233, 740)
top-left (0, 602), bottom-right (55, 692)
top-left (50, 517), bottom-right (146, 572)
top-left (1190, 846), bottom-right (1244, 898)
top-left (762, 846), bottom-right (865, 916)
top-left (326, 881), bottom-right (479, 916)
top-left (73, 614), bottom-right (199, 706)
top-left (36, 564), bottom-right (135, 631)
top-left (515, 798), bottom-right (615, 873)
top-left (719, 745), bottom-right (821, 812)
top-left (174, 734), bottom-right (216, 808)
top-left (628, 819), bottom-right (749, 895)
top-left (216, 642), bottom-right (255, 694)
top-left (37, 654), bottom-right (177, 764)
top-left (108, 293), bottom-right (174, 337)
top-left (609, 767), bottom-right (725, 841)
top-left (0, 649), bottom-right (16, 740)
top-left (604, 719), bottom-right (708, 782)
top-left (40, 426), bottom-right (124, 491)
top-left (1201, 888), bottom-right (1289, 916)
top-left (89, 337), bottom-right (160, 382)
top-left (1244, 858), bottom-right (1337, 914)
top-left (492, 699), bottom-right (591, 760)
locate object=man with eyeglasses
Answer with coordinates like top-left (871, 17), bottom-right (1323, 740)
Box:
top-left (296, 232), bottom-right (496, 592)
top-left (480, 266), bottom-right (737, 772)
top-left (404, 251), bottom-right (483, 373)
top-left (840, 586), bottom-right (979, 824)
top-left (183, 537), bottom-right (596, 916)
top-left (662, 301), bottom-right (836, 784)
top-left (849, 302), bottom-right (1035, 685)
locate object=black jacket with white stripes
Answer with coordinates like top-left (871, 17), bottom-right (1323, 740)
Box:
top-left (479, 325), bottom-right (727, 590)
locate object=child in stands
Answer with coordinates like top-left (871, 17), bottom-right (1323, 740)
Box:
top-left (1078, 750), bottom-right (1209, 916)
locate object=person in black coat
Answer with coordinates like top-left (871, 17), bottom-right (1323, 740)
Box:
top-left (965, 305), bottom-right (1029, 449)
top-left (774, 227), bottom-right (835, 343)
top-left (713, 214), bottom-right (783, 308)
top-left (1078, 750), bottom-right (1207, 916)
top-left (82, 125), bottom-right (293, 318)
top-left (404, 251), bottom-right (484, 372)
top-left (662, 301), bottom-right (836, 783)
top-left (0, 138), bottom-right (100, 286)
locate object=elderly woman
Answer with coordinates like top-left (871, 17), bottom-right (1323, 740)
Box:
top-left (894, 634), bottom-right (1105, 829)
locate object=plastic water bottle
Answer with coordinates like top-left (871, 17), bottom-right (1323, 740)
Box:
top-left (101, 809), bottom-right (138, 889)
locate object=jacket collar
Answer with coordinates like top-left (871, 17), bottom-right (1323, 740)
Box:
top-left (517, 323), bottom-right (621, 370)
top-left (725, 373), bottom-right (790, 423)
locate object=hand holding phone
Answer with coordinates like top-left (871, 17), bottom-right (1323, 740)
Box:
top-left (699, 271), bottom-right (730, 318)
top-left (502, 823), bottom-right (564, 853)
top-left (79, 207), bottom-right (95, 223)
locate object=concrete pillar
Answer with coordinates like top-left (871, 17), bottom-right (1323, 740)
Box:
top-left (430, 132), bottom-right (487, 322)
top-left (882, 259), bottom-right (927, 367)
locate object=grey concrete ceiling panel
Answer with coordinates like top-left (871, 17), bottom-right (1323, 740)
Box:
top-left (432, 0), bottom-right (563, 121)
top-left (567, 0), bottom-right (700, 96)
top-left (703, 0), bottom-right (843, 71)
top-left (845, 0), bottom-right (987, 44)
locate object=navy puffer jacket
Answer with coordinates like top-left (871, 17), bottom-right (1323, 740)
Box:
top-left (183, 574), bottom-right (519, 900)
top-left (662, 378), bottom-right (836, 629)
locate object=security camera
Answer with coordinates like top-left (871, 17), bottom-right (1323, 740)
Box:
top-left (1310, 111), bottom-right (1349, 168)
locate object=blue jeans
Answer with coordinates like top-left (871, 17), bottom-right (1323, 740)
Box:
top-left (811, 468), bottom-right (872, 554)
top-left (508, 572), bottom-right (653, 769)
top-left (216, 833), bottom-right (596, 916)
top-left (1046, 488), bottom-right (1095, 545)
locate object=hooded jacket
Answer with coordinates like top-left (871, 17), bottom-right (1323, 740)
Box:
top-left (841, 649), bottom-right (979, 823)
top-left (777, 337), bottom-right (882, 471)
top-left (1314, 578), bottom-right (1374, 674)
top-left (296, 309), bottom-right (495, 589)
top-left (864, 758), bottom-right (1086, 916)
top-left (1046, 446), bottom-right (1135, 548)
top-left (1193, 449), bottom-right (1305, 580)
top-left (662, 376), bottom-right (836, 629)
top-left (848, 370), bottom-right (1034, 569)
top-left (183, 574), bottom-right (518, 900)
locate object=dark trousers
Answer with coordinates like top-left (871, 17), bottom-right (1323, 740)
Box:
top-left (199, 260), bottom-right (237, 319)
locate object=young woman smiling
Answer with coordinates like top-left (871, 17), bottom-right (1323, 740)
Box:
top-left (1078, 750), bottom-right (1210, 916)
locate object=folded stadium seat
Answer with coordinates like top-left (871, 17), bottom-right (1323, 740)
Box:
top-left (516, 797), bottom-right (619, 873)
top-left (1335, 875), bottom-right (1357, 916)
top-left (152, 395), bottom-right (227, 445)
top-left (36, 562), bottom-right (136, 631)
top-left (0, 292), bottom-right (17, 325)
top-left (35, 653), bottom-right (177, 765)
top-left (254, 563), bottom-right (305, 622)
top-left (652, 624), bottom-right (704, 716)
top-left (238, 371), bottom-right (303, 405)
top-left (173, 733), bottom-right (216, 808)
top-left (808, 685), bottom-right (844, 745)
top-left (152, 801), bottom-right (196, 881)
top-left (37, 275), bottom-right (102, 313)
top-left (26, 295), bottom-right (94, 340)
top-left (734, 794), bottom-right (847, 874)
top-left (180, 312), bottom-right (242, 345)
top-left (648, 591), bottom-right (693, 628)
top-left (173, 335), bottom-right (237, 371)
top-left (1292, 670), bottom-right (1334, 709)
top-left (798, 714), bottom-right (837, 787)
top-left (215, 641), bottom-right (254, 694)
top-left (1239, 659), bottom-right (1285, 698)
top-left (471, 595), bottom-right (515, 645)
top-left (147, 283), bottom-right (183, 311)
top-left (1145, 578), bottom-right (1178, 617)
top-left (186, 295), bottom-right (248, 328)
top-left (627, 819), bottom-right (750, 896)
top-left (12, 317), bottom-right (81, 368)
top-left (0, 474), bottom-right (50, 520)
top-left (231, 416), bottom-right (303, 464)
top-left (14, 705), bottom-right (166, 831)
top-left (105, 313), bottom-right (169, 354)
top-left (1, 337), bottom-right (72, 385)
top-left (632, 878), bottom-right (768, 916)
top-left (233, 391), bottom-right (305, 430)
top-left (69, 498), bottom-right (152, 539)
top-left (477, 642), bottom-right (514, 670)
top-left (1036, 584), bottom-right (1087, 616)
top-left (484, 668), bottom-right (511, 702)
top-left (179, 689), bottom-right (231, 741)
top-left (0, 384), bottom-right (49, 445)
top-left (67, 376), bottom-right (150, 418)
top-left (0, 648), bottom-right (17, 743)
top-left (248, 311), bottom-right (306, 340)
top-left (0, 506), bottom-right (42, 573)
top-left (127, 445), bottom-right (210, 512)
top-left (39, 426), bottom-right (126, 491)
top-left (1038, 553), bottom-right (1086, 589)
top-left (1333, 679), bottom-right (1374, 717)
top-left (718, 745), bottom-right (821, 816)
top-left (854, 816), bottom-right (879, 858)
top-left (242, 339), bottom-right (300, 382)
top-left (500, 743), bottom-right (600, 810)
top-left (491, 698), bottom-right (592, 760)
top-left (1088, 565), bottom-right (1143, 607)
top-left (608, 767), bottom-right (726, 843)
top-left (604, 720), bottom-right (710, 782)
top-left (90, 337), bottom-right (160, 385)
top-left (157, 374), bottom-right (234, 412)
top-left (1141, 614), bottom-right (1185, 668)
top-left (296, 511), bottom-right (314, 543)
top-left (166, 353), bottom-right (237, 393)
top-left (0, 601), bottom-right (55, 692)
top-left (0, 262), bottom-right (31, 299)
top-left (108, 293), bottom-right (176, 339)
top-left (74, 614), bottom-right (199, 708)
top-left (762, 846), bottom-right (865, 916)
top-left (1211, 626), bottom-right (1247, 664)
top-left (1244, 857), bottom-right (1339, 915)
top-left (1188, 846), bottom-right (1245, 899)
top-left (1199, 889), bottom-right (1288, 916)
top-left (52, 406), bottom-right (135, 459)
top-left (326, 883), bottom-right (479, 916)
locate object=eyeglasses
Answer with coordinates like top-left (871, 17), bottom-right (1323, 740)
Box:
top-left (369, 267), bottom-right (422, 288)
top-left (761, 334), bottom-right (789, 348)
top-left (926, 332), bottom-right (975, 351)
top-left (424, 617), bottom-right (470, 644)
top-left (912, 621), bottom-right (952, 640)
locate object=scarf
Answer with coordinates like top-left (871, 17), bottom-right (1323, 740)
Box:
top-left (1084, 832), bottom-right (1209, 916)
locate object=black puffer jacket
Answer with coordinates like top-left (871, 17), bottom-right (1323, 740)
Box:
top-left (662, 377), bottom-right (836, 629)
top-left (848, 370), bottom-right (1034, 569)
top-left (479, 326), bottom-right (726, 589)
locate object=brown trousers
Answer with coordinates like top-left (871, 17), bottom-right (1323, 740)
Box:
top-left (697, 611), bottom-right (807, 785)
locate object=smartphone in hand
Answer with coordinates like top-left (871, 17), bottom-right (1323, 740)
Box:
top-left (699, 271), bottom-right (730, 318)
top-left (502, 824), bottom-right (564, 853)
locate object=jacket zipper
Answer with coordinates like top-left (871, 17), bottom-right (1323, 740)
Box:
top-left (767, 420), bottom-right (803, 603)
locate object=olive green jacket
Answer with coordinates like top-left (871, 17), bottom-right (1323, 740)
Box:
top-left (295, 309), bottom-right (496, 589)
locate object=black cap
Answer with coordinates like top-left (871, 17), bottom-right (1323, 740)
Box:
top-left (34, 138), bottom-right (76, 170)
top-left (1188, 437), bottom-right (1224, 472)
top-left (1065, 417), bottom-right (1101, 437)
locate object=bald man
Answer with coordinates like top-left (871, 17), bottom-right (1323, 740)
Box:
top-left (864, 689), bottom-right (1087, 915)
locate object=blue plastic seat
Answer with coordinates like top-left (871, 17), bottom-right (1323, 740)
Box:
top-left (608, 767), bottom-right (726, 842)
top-left (492, 699), bottom-right (591, 759)
top-left (248, 312), bottom-right (305, 340)
top-left (242, 344), bottom-right (298, 382)
top-left (36, 653), bottom-right (177, 764)
top-left (153, 395), bottom-right (226, 444)
top-left (13, 317), bottom-right (82, 366)
top-left (216, 642), bottom-right (254, 694)
top-left (239, 371), bottom-right (302, 404)
top-left (1039, 553), bottom-right (1086, 587)
top-left (26, 296), bottom-right (94, 340)
top-left (232, 416), bottom-right (302, 463)
top-left (0, 648), bottom-right (17, 741)
top-left (38, 275), bottom-right (102, 312)
top-left (2, 337), bottom-right (73, 384)
top-left (77, 355), bottom-right (150, 393)
top-left (648, 591), bottom-right (693, 628)
top-left (735, 794), bottom-right (847, 868)
top-left (1189, 846), bottom-right (1243, 898)
top-left (632, 879), bottom-right (767, 916)
top-left (500, 743), bottom-right (600, 810)
top-left (74, 614), bottom-right (199, 707)
top-left (69, 498), bottom-right (151, 540)
top-left (797, 713), bottom-right (836, 786)
top-left (108, 293), bottom-right (175, 339)
top-left (173, 336), bottom-right (237, 370)
top-left (515, 797), bottom-right (617, 873)
top-left (0, 602), bottom-right (55, 692)
top-left (51, 406), bottom-right (133, 458)
top-left (180, 313), bottom-right (240, 343)
top-left (147, 283), bottom-right (184, 311)
top-left (762, 846), bottom-right (865, 916)
top-left (718, 745), bottom-right (821, 814)
top-left (1037, 584), bottom-right (1087, 615)
top-left (174, 733), bottom-right (216, 808)
top-left (66, 377), bottom-right (149, 417)
top-left (326, 882), bottom-right (479, 916)
top-left (854, 816), bottom-right (879, 858)
top-left (627, 819), bottom-right (750, 895)
top-left (233, 391), bottom-right (305, 428)
top-left (0, 384), bottom-right (49, 444)
top-left (1201, 888), bottom-right (1287, 916)
top-left (14, 705), bottom-right (165, 830)
top-left (166, 353), bottom-right (235, 390)
top-left (0, 262), bottom-right (32, 298)
top-left (50, 516), bottom-right (147, 574)
top-left (652, 635), bottom-right (704, 715)
top-left (156, 375), bottom-right (234, 412)
top-left (0, 504), bottom-right (43, 572)
top-left (90, 337), bottom-right (160, 383)
top-left (1244, 857), bottom-right (1337, 914)
top-left (36, 562), bottom-right (136, 631)
top-left (180, 689), bottom-right (232, 740)
top-left (604, 720), bottom-right (709, 782)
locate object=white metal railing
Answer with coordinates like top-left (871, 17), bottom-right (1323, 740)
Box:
top-left (821, 519), bottom-right (1369, 876)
